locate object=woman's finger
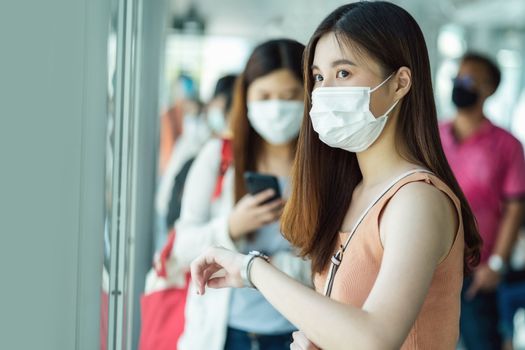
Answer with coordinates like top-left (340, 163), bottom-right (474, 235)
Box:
top-left (251, 189), bottom-right (276, 206)
top-left (292, 331), bottom-right (318, 349)
top-left (253, 200), bottom-right (284, 223)
top-left (292, 331), bottom-right (308, 347)
top-left (201, 263), bottom-right (223, 288)
top-left (206, 276), bottom-right (229, 289)
top-left (238, 194), bottom-right (254, 207)
top-left (273, 206), bottom-right (284, 219)
top-left (258, 211), bottom-right (280, 226)
top-left (256, 198), bottom-right (284, 214)
top-left (290, 343), bottom-right (301, 350)
top-left (190, 250), bottom-right (218, 295)
top-left (190, 256), bottom-right (205, 294)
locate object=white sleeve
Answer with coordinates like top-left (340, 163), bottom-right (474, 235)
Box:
top-left (173, 139), bottom-right (238, 268)
top-left (155, 137), bottom-right (199, 215)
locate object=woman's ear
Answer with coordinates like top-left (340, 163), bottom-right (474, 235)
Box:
top-left (393, 67), bottom-right (411, 100)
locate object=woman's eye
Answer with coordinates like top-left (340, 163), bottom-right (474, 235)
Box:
top-left (313, 74), bottom-right (324, 82)
top-left (336, 70), bottom-right (350, 79)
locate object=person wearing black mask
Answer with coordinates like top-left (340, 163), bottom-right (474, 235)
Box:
top-left (452, 76), bottom-right (481, 109)
top-left (440, 53), bottom-right (525, 349)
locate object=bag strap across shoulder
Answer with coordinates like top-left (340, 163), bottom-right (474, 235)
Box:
top-left (323, 169), bottom-right (434, 296)
top-left (212, 138), bottom-right (233, 201)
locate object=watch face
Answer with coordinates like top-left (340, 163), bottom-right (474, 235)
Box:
top-left (248, 251), bottom-right (269, 261)
top-left (488, 255), bottom-right (505, 272)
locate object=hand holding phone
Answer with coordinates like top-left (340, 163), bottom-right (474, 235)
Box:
top-left (227, 172), bottom-right (284, 240)
top-left (243, 172), bottom-right (281, 204)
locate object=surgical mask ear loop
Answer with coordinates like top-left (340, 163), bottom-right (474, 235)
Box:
top-left (370, 72), bottom-right (399, 118)
top-left (381, 99), bottom-right (399, 117)
top-left (370, 72), bottom-right (395, 93)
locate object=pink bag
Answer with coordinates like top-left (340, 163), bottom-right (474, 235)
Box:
top-left (139, 230), bottom-right (189, 350)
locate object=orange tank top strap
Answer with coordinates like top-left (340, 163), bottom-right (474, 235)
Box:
top-left (372, 171), bottom-right (462, 217)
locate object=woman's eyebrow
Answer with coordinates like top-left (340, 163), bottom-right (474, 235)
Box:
top-left (311, 59), bottom-right (356, 71)
top-left (331, 59), bottom-right (356, 67)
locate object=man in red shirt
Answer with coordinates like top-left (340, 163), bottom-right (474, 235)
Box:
top-left (440, 53), bottom-right (525, 350)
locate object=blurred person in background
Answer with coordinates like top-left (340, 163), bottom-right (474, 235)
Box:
top-left (158, 73), bottom-right (202, 176)
top-left (174, 39), bottom-right (312, 350)
top-left (164, 74), bottom-right (238, 234)
top-left (206, 74), bottom-right (237, 138)
top-left (440, 52), bottom-right (525, 350)
top-left (155, 73), bottom-right (206, 249)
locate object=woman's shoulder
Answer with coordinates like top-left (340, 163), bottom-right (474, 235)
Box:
top-left (198, 138), bottom-right (225, 159)
top-left (379, 170), bottom-right (457, 219)
top-left (392, 175), bottom-right (458, 221)
top-left (185, 138), bottom-right (230, 187)
top-left (393, 180), bottom-right (454, 211)
top-left (380, 178), bottom-right (458, 257)
top-left (190, 138), bottom-right (229, 170)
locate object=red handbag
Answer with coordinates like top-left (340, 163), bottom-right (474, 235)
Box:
top-left (138, 139), bottom-right (232, 350)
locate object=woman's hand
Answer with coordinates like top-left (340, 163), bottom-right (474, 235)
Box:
top-left (291, 331), bottom-right (320, 350)
top-left (191, 246), bottom-right (246, 295)
top-left (228, 189), bottom-right (284, 240)
top-left (466, 264), bottom-right (502, 299)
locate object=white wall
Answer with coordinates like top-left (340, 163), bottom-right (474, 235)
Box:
top-left (0, 0), bottom-right (108, 349)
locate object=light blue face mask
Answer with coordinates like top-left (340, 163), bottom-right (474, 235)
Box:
top-left (309, 73), bottom-right (398, 153)
top-left (207, 108), bottom-right (226, 133)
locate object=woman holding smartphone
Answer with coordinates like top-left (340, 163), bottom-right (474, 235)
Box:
top-left (174, 39), bottom-right (312, 350)
top-left (191, 2), bottom-right (482, 349)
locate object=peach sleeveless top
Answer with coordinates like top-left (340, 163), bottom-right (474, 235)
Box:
top-left (314, 171), bottom-right (464, 349)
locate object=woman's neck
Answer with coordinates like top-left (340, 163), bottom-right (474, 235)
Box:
top-left (356, 117), bottom-right (419, 189)
top-left (257, 141), bottom-right (294, 176)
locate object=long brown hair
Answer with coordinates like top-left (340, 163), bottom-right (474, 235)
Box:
top-left (229, 39), bottom-right (305, 202)
top-left (281, 1), bottom-right (481, 274)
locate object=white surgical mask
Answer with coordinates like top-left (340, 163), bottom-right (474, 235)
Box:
top-left (207, 108), bottom-right (226, 133)
top-left (309, 74), bottom-right (398, 153)
top-left (247, 100), bottom-right (304, 145)
top-left (183, 114), bottom-right (199, 135)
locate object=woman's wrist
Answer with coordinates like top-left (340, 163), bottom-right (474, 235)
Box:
top-left (240, 251), bottom-right (270, 288)
top-left (249, 257), bottom-right (265, 289)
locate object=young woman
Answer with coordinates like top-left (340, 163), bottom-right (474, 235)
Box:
top-left (190, 2), bottom-right (482, 349)
top-left (174, 39), bottom-right (312, 350)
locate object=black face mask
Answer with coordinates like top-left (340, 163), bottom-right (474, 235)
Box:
top-left (452, 82), bottom-right (479, 109)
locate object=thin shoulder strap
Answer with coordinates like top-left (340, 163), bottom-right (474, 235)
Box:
top-left (323, 169), bottom-right (434, 296)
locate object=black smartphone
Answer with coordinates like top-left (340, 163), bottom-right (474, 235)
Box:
top-left (244, 171), bottom-right (281, 204)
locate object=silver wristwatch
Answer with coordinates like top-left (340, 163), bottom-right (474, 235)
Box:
top-left (487, 254), bottom-right (506, 274)
top-left (240, 251), bottom-right (270, 288)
